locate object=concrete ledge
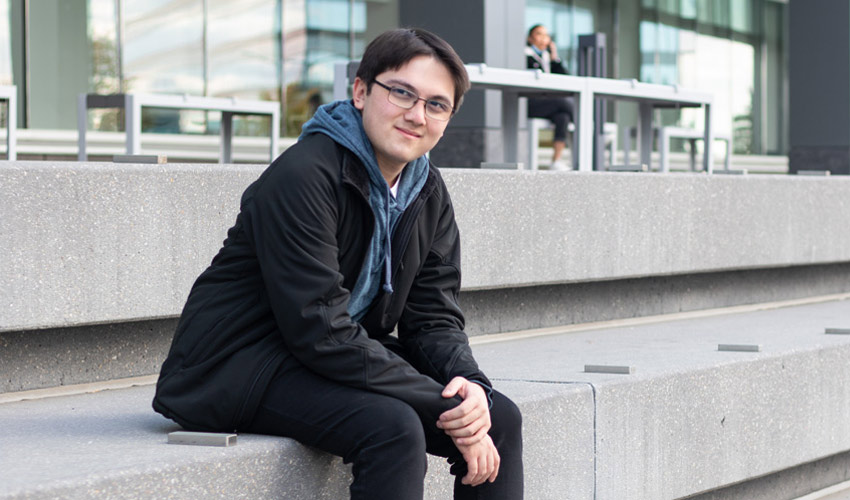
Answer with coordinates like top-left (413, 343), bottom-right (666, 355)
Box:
top-left (0, 381), bottom-right (594, 500)
top-left (3, 162), bottom-right (849, 332)
top-left (472, 298), bottom-right (850, 499)
top-left (2, 298), bottom-right (848, 499)
top-left (449, 170), bottom-right (850, 290)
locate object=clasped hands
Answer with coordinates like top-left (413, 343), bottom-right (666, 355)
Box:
top-left (437, 376), bottom-right (500, 487)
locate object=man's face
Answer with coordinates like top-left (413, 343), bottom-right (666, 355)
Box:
top-left (353, 55), bottom-right (455, 177)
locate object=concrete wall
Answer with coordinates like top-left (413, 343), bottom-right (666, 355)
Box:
top-left (2, 162), bottom-right (850, 332)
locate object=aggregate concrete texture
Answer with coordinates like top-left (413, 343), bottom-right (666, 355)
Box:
top-left (472, 298), bottom-right (850, 500)
top-left (2, 298), bottom-right (848, 500)
top-left (0, 318), bottom-right (177, 393)
top-left (446, 170), bottom-right (850, 290)
top-left (4, 162), bottom-right (850, 332)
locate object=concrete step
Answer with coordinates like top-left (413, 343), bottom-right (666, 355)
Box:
top-left (2, 298), bottom-right (849, 500)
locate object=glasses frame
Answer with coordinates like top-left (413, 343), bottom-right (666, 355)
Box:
top-left (372, 80), bottom-right (455, 121)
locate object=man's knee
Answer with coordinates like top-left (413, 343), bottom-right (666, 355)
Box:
top-left (355, 397), bottom-right (427, 458)
top-left (489, 391), bottom-right (523, 445)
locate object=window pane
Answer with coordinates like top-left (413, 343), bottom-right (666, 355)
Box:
top-left (208, 0), bottom-right (279, 100)
top-left (87, 0), bottom-right (120, 94)
top-left (526, 0), bottom-right (594, 74)
top-left (680, 0), bottom-right (697, 19)
top-left (122, 0), bottom-right (204, 95)
top-left (283, 0), bottom-right (366, 136)
top-left (123, 0), bottom-right (204, 134)
top-left (639, 21), bottom-right (679, 85)
top-left (87, 0), bottom-right (121, 132)
top-left (29, 0), bottom-right (89, 129)
top-left (730, 0), bottom-right (752, 34)
top-left (207, 0), bottom-right (281, 137)
top-left (677, 32), bottom-right (754, 153)
top-left (658, 0), bottom-right (678, 17)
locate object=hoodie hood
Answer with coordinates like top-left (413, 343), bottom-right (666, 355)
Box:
top-left (300, 99), bottom-right (429, 321)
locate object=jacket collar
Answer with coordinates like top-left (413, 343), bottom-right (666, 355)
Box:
top-left (341, 150), bottom-right (371, 201)
top-left (341, 146), bottom-right (438, 203)
top-left (525, 45), bottom-right (549, 72)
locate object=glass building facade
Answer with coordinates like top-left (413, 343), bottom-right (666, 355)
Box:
top-left (0, 0), bottom-right (787, 155)
top-left (525, 0), bottom-right (787, 155)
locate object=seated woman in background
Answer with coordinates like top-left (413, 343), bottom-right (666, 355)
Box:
top-left (525, 24), bottom-right (574, 171)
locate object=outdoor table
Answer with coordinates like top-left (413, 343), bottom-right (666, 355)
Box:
top-left (463, 64), bottom-right (590, 171)
top-left (333, 62), bottom-right (714, 173)
top-left (77, 93), bottom-right (280, 163)
top-left (585, 77), bottom-right (714, 172)
top-left (0, 85), bottom-right (17, 160)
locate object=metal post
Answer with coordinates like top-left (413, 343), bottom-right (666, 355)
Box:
top-left (578, 33), bottom-right (607, 171)
top-left (125, 94), bottom-right (141, 155)
top-left (703, 103), bottom-right (713, 174)
top-left (638, 102), bottom-right (653, 169)
top-left (502, 90), bottom-right (519, 165)
top-left (220, 111), bottom-right (233, 163)
top-left (6, 90), bottom-right (16, 161)
top-left (77, 94), bottom-right (87, 161)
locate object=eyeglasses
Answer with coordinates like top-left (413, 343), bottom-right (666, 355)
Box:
top-left (373, 80), bottom-right (454, 121)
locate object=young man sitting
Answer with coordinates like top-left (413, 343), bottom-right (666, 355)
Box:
top-left (153, 28), bottom-right (523, 500)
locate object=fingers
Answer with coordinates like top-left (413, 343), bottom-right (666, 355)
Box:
top-left (451, 422), bottom-right (488, 446)
top-left (460, 437), bottom-right (500, 487)
top-left (489, 448), bottom-right (501, 483)
top-left (438, 399), bottom-right (486, 430)
top-left (462, 451), bottom-right (479, 486)
top-left (441, 376), bottom-right (466, 399)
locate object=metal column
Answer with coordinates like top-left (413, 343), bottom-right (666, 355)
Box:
top-left (578, 33), bottom-right (607, 171)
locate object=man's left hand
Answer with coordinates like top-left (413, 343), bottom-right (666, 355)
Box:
top-left (437, 376), bottom-right (491, 446)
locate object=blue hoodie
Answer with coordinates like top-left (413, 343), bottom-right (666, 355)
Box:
top-left (300, 100), bottom-right (429, 321)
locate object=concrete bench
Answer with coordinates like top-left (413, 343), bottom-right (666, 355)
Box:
top-left (3, 297), bottom-right (849, 500)
top-left (527, 119), bottom-right (617, 170)
top-left (623, 125), bottom-right (732, 172)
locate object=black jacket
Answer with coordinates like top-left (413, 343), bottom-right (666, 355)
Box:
top-left (526, 45), bottom-right (567, 75)
top-left (153, 133), bottom-right (490, 432)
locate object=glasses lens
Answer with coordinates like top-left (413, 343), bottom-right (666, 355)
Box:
top-left (388, 87), bottom-right (417, 108)
top-left (425, 101), bottom-right (452, 121)
top-left (384, 84), bottom-right (453, 121)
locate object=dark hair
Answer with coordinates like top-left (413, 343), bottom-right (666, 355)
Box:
top-left (527, 24), bottom-right (544, 44)
top-left (356, 28), bottom-right (470, 112)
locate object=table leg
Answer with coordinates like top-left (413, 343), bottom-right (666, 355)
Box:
top-left (703, 103), bottom-right (713, 174)
top-left (7, 93), bottom-right (16, 161)
top-left (638, 102), bottom-right (653, 170)
top-left (659, 127), bottom-right (670, 173)
top-left (125, 95), bottom-right (142, 155)
top-left (269, 109), bottom-right (280, 162)
top-left (221, 111), bottom-right (233, 163)
top-left (577, 88), bottom-right (594, 171)
top-left (77, 94), bottom-right (87, 161)
top-left (501, 91), bottom-right (518, 166)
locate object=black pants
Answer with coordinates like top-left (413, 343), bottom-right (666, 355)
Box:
top-left (528, 96), bottom-right (574, 142)
top-left (243, 355), bottom-right (524, 500)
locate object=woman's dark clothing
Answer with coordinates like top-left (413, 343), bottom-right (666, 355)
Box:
top-left (526, 45), bottom-right (574, 142)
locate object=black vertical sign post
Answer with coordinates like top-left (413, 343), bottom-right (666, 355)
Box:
top-left (578, 33), bottom-right (607, 171)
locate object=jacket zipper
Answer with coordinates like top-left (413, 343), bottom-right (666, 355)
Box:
top-left (391, 193), bottom-right (428, 278)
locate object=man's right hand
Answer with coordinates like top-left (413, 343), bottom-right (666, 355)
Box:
top-left (453, 434), bottom-right (500, 487)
